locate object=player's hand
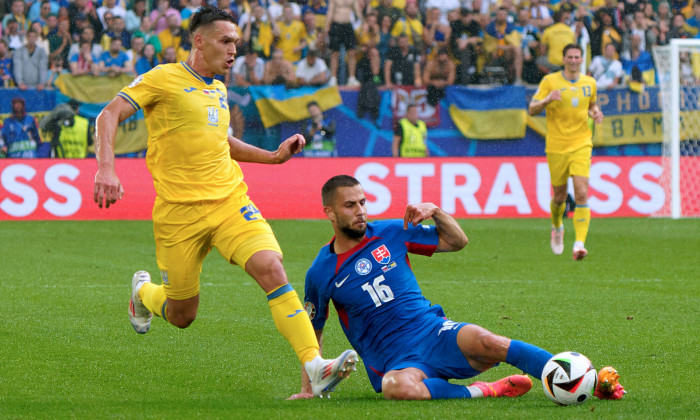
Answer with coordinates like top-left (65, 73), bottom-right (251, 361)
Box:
top-left (547, 89), bottom-right (562, 103)
top-left (274, 133), bottom-right (306, 163)
top-left (94, 168), bottom-right (124, 208)
top-left (287, 392), bottom-right (315, 400)
top-left (403, 202), bottom-right (438, 229)
top-left (589, 108), bottom-right (604, 124)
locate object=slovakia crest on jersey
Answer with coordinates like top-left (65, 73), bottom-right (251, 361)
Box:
top-left (371, 245), bottom-right (391, 264)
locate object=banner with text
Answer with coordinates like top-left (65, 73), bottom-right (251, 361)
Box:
top-left (2, 157), bottom-right (695, 220)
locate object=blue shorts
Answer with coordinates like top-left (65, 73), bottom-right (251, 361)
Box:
top-left (364, 316), bottom-right (483, 393)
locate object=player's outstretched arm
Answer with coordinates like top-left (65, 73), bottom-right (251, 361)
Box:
top-left (94, 96), bottom-right (136, 208)
top-left (288, 329), bottom-right (324, 400)
top-left (404, 203), bottom-right (468, 252)
top-left (228, 133), bottom-right (305, 164)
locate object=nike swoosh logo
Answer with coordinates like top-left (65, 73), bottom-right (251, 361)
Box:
top-left (335, 274), bottom-right (350, 288)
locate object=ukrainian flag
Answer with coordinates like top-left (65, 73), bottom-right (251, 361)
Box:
top-left (249, 85), bottom-right (342, 128)
top-left (445, 85), bottom-right (527, 140)
top-left (54, 73), bottom-right (136, 104)
top-left (54, 73), bottom-right (148, 155)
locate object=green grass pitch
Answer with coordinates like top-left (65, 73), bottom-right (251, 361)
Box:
top-left (1, 218), bottom-right (698, 419)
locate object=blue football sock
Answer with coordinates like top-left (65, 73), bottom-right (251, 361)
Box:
top-left (506, 340), bottom-right (553, 378)
top-left (423, 378), bottom-right (472, 399)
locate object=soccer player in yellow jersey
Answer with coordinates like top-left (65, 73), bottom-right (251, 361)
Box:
top-left (528, 44), bottom-right (604, 261)
top-left (92, 5), bottom-right (357, 397)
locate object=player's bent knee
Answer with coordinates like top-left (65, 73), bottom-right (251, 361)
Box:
top-left (168, 311), bottom-right (196, 329)
top-left (382, 381), bottom-right (421, 400)
top-left (166, 299), bottom-right (198, 329)
top-left (381, 373), bottom-right (429, 400)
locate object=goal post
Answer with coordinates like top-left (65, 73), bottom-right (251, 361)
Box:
top-left (652, 39), bottom-right (700, 218)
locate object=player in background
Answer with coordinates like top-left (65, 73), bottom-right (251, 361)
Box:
top-left (93, 6), bottom-right (356, 398)
top-left (528, 43), bottom-right (604, 260)
top-left (290, 175), bottom-right (556, 400)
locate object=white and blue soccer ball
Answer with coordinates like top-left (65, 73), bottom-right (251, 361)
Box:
top-left (541, 351), bottom-right (597, 406)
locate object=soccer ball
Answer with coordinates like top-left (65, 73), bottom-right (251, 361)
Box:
top-left (541, 351), bottom-right (597, 406)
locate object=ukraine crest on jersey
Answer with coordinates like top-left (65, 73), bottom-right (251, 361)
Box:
top-left (532, 71), bottom-right (598, 154)
top-left (118, 62), bottom-right (245, 203)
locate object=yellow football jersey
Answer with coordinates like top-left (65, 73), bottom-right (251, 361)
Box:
top-left (276, 20), bottom-right (308, 62)
top-left (118, 62), bottom-right (245, 203)
top-left (533, 71), bottom-right (597, 154)
top-left (540, 23), bottom-right (576, 66)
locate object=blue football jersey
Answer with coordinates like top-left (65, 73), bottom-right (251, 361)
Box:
top-left (304, 219), bottom-right (447, 375)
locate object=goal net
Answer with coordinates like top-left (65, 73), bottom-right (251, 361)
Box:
top-left (652, 39), bottom-right (700, 218)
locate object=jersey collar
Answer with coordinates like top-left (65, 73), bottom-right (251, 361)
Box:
top-left (181, 61), bottom-right (216, 85)
top-left (560, 70), bottom-right (579, 84)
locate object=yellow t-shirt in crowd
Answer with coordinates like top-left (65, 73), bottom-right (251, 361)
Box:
top-left (276, 20), bottom-right (308, 62)
top-left (540, 23), bottom-right (576, 66)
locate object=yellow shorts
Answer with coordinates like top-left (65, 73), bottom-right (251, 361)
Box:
top-left (152, 193), bottom-right (282, 300)
top-left (546, 146), bottom-right (592, 187)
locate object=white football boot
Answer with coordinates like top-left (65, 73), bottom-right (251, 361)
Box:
top-left (550, 226), bottom-right (564, 255)
top-left (573, 241), bottom-right (588, 261)
top-left (305, 350), bottom-right (358, 398)
top-left (129, 271), bottom-right (153, 334)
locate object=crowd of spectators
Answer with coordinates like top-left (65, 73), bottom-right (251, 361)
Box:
top-left (0, 0), bottom-right (700, 91)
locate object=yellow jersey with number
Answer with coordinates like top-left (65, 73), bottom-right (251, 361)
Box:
top-left (118, 62), bottom-right (245, 203)
top-left (533, 71), bottom-right (597, 154)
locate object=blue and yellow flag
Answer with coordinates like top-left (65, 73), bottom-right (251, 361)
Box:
top-left (54, 73), bottom-right (147, 155)
top-left (445, 85), bottom-right (527, 140)
top-left (249, 85), bottom-right (342, 128)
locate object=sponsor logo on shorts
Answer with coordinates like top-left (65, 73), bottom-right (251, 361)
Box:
top-left (438, 320), bottom-right (459, 336)
top-left (355, 258), bottom-right (372, 275)
top-left (371, 245), bottom-right (391, 264)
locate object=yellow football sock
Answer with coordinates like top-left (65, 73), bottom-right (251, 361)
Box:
top-left (573, 206), bottom-right (591, 244)
top-left (267, 284), bottom-right (320, 365)
top-left (139, 282), bottom-right (168, 321)
top-left (550, 199), bottom-right (566, 229)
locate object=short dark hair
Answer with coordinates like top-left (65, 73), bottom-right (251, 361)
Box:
top-left (562, 43), bottom-right (583, 56)
top-left (307, 100), bottom-right (320, 109)
top-left (322, 175), bottom-right (361, 206)
top-left (189, 5), bottom-right (236, 34)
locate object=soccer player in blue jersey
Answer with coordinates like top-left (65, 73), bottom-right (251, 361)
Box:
top-left (93, 6), bottom-right (357, 398)
top-left (291, 175), bottom-right (555, 400)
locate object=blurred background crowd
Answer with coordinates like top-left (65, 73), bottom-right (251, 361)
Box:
top-left (1, 0), bottom-right (699, 92)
